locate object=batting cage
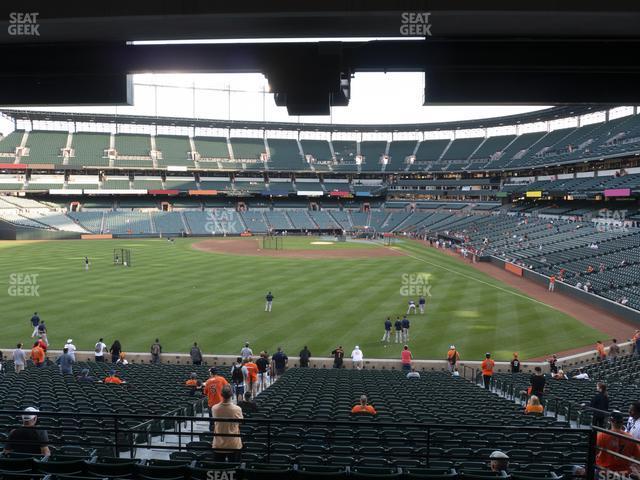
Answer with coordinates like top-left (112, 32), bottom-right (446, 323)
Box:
top-left (383, 233), bottom-right (397, 246)
top-left (113, 248), bottom-right (132, 267)
top-left (262, 235), bottom-right (283, 250)
top-left (351, 226), bottom-right (377, 240)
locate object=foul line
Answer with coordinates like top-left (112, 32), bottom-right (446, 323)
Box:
top-left (391, 242), bottom-right (557, 310)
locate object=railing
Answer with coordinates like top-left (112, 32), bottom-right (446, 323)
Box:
top-left (0, 409), bottom-right (595, 473)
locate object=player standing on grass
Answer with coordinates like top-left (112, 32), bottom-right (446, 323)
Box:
top-left (381, 317), bottom-right (392, 343)
top-left (401, 316), bottom-right (410, 343)
top-left (419, 296), bottom-right (426, 314)
top-left (30, 312), bottom-right (40, 338)
top-left (265, 291), bottom-right (274, 312)
top-left (394, 317), bottom-right (402, 343)
top-left (84, 256), bottom-right (90, 271)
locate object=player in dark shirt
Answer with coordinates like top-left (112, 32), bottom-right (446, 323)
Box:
top-left (394, 318), bottom-right (402, 343)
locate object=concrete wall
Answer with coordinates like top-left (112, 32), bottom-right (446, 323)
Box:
top-left (3, 342), bottom-right (633, 376)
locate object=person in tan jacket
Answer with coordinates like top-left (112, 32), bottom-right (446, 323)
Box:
top-left (211, 385), bottom-right (243, 462)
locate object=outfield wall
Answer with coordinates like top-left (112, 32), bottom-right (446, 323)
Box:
top-left (489, 256), bottom-right (640, 324)
top-left (0, 219), bottom-right (81, 240)
top-left (2, 342), bottom-right (632, 375)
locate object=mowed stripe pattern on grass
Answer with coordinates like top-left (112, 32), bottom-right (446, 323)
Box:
top-left (0, 238), bottom-right (604, 361)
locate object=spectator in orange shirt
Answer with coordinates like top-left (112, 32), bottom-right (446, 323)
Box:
top-left (400, 345), bottom-right (413, 372)
top-left (525, 395), bottom-right (544, 415)
top-left (203, 367), bottom-right (230, 432)
top-left (596, 411), bottom-right (640, 474)
top-left (103, 370), bottom-right (125, 384)
top-left (185, 373), bottom-right (202, 396)
top-left (243, 358), bottom-right (259, 398)
top-left (447, 345), bottom-right (460, 373)
top-left (481, 353), bottom-right (495, 390)
top-left (30, 342), bottom-right (45, 368)
top-left (596, 341), bottom-right (607, 361)
top-left (351, 395), bottom-right (377, 415)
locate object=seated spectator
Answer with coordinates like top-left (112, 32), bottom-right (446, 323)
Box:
top-left (553, 369), bottom-right (568, 380)
top-left (77, 369), bottom-right (96, 383)
top-left (116, 352), bottom-right (129, 365)
top-left (573, 369), bottom-right (590, 380)
top-left (185, 373), bottom-right (202, 396)
top-left (489, 451), bottom-right (510, 473)
top-left (406, 368), bottom-right (421, 379)
top-left (211, 385), bottom-right (243, 462)
top-left (237, 392), bottom-right (258, 415)
top-left (103, 370), bottom-right (126, 384)
top-left (2, 407), bottom-right (50, 457)
top-left (351, 395), bottom-right (377, 415)
top-left (596, 411), bottom-right (640, 475)
top-left (525, 395), bottom-right (544, 415)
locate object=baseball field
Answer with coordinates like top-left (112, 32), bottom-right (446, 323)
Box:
top-left (0, 236), bottom-right (605, 360)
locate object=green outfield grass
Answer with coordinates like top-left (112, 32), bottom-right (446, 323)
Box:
top-left (0, 237), bottom-right (605, 360)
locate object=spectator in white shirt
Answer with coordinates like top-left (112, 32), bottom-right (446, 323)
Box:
top-left (627, 402), bottom-right (640, 440)
top-left (64, 339), bottom-right (76, 362)
top-left (351, 346), bottom-right (363, 370)
top-left (12, 343), bottom-right (27, 373)
top-left (573, 369), bottom-right (590, 380)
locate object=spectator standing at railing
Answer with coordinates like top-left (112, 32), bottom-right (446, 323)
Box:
top-left (589, 383), bottom-right (610, 428)
top-left (447, 346), bottom-right (460, 373)
top-left (30, 341), bottom-right (45, 368)
top-left (190, 342), bottom-right (203, 365)
top-left (596, 341), bottom-right (607, 362)
top-left (510, 353), bottom-right (521, 373)
top-left (608, 339), bottom-right (620, 362)
top-left (150, 339), bottom-right (162, 364)
top-left (548, 354), bottom-right (558, 374)
top-left (596, 411), bottom-right (640, 475)
top-left (12, 343), bottom-right (26, 373)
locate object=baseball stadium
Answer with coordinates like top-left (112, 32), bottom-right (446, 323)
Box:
top-left (0, 3), bottom-right (639, 480)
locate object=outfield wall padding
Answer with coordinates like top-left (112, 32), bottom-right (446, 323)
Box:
top-left (81, 234), bottom-right (113, 240)
top-left (0, 219), bottom-right (81, 240)
top-left (490, 256), bottom-right (640, 324)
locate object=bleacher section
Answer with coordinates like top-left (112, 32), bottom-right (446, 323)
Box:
top-left (71, 132), bottom-right (110, 167)
top-left (0, 130), bottom-right (24, 156)
top-left (23, 130), bottom-right (68, 164)
top-left (359, 141), bottom-right (387, 172)
top-left (155, 135), bottom-right (193, 167)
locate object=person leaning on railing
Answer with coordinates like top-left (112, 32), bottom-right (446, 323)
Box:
top-left (596, 411), bottom-right (640, 476)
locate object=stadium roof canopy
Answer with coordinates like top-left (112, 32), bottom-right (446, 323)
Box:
top-left (0, 106), bottom-right (613, 133)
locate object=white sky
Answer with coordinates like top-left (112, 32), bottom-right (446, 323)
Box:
top-left (0, 72), bottom-right (548, 134)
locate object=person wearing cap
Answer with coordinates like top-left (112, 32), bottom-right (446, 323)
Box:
top-left (351, 395), bottom-right (377, 415)
top-left (447, 345), bottom-right (460, 373)
top-left (351, 345), bottom-right (364, 370)
top-left (510, 353), bottom-right (521, 373)
top-left (240, 343), bottom-right (253, 361)
top-left (596, 411), bottom-right (640, 474)
top-left (30, 312), bottom-right (41, 338)
top-left (185, 372), bottom-right (202, 396)
top-left (2, 407), bottom-right (50, 457)
top-left (489, 451), bottom-right (509, 473)
top-left (64, 339), bottom-right (76, 362)
top-left (331, 346), bottom-right (344, 369)
top-left (481, 353), bottom-right (495, 389)
top-left (103, 370), bottom-right (126, 384)
top-left (55, 348), bottom-right (75, 375)
top-left (203, 367), bottom-right (230, 432)
top-left (77, 368), bottom-right (97, 383)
